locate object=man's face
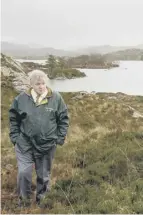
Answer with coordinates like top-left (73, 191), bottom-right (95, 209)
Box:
top-left (32, 78), bottom-right (47, 95)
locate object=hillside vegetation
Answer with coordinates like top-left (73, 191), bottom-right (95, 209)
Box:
top-left (1, 75), bottom-right (143, 214)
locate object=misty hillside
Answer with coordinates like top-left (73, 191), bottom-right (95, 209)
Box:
top-left (1, 42), bottom-right (77, 58)
top-left (2, 42), bottom-right (143, 59)
top-left (104, 49), bottom-right (143, 61)
top-left (75, 44), bottom-right (143, 55)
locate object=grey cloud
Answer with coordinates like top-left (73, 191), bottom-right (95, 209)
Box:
top-left (1, 0), bottom-right (143, 49)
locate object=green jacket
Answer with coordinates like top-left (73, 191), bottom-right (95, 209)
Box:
top-left (9, 87), bottom-right (69, 154)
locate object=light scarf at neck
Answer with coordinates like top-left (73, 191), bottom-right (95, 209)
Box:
top-left (31, 88), bottom-right (48, 104)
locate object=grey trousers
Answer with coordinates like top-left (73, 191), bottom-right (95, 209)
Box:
top-left (15, 144), bottom-right (56, 202)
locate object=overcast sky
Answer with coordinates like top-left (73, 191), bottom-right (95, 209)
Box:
top-left (1, 0), bottom-right (143, 49)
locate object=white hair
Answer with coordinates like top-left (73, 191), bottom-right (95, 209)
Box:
top-left (29, 70), bottom-right (49, 85)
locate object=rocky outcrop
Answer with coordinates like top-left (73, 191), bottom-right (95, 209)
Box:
top-left (124, 104), bottom-right (143, 118)
top-left (1, 53), bottom-right (30, 91)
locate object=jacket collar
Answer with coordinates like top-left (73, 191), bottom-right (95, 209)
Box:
top-left (25, 87), bottom-right (53, 98)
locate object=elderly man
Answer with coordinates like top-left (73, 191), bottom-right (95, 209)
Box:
top-left (9, 70), bottom-right (69, 207)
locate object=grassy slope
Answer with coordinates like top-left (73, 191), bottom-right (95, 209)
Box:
top-left (1, 82), bottom-right (143, 214)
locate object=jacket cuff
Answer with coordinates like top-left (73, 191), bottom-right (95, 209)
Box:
top-left (56, 137), bottom-right (65, 146)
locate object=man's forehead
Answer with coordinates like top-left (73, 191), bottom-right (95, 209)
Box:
top-left (34, 78), bottom-right (45, 84)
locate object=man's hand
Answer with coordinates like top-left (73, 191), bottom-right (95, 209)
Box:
top-left (57, 136), bottom-right (67, 146)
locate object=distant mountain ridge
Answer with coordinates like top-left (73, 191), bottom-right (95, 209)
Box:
top-left (1, 41), bottom-right (143, 58)
top-left (76, 44), bottom-right (143, 55)
top-left (1, 42), bottom-right (77, 58)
